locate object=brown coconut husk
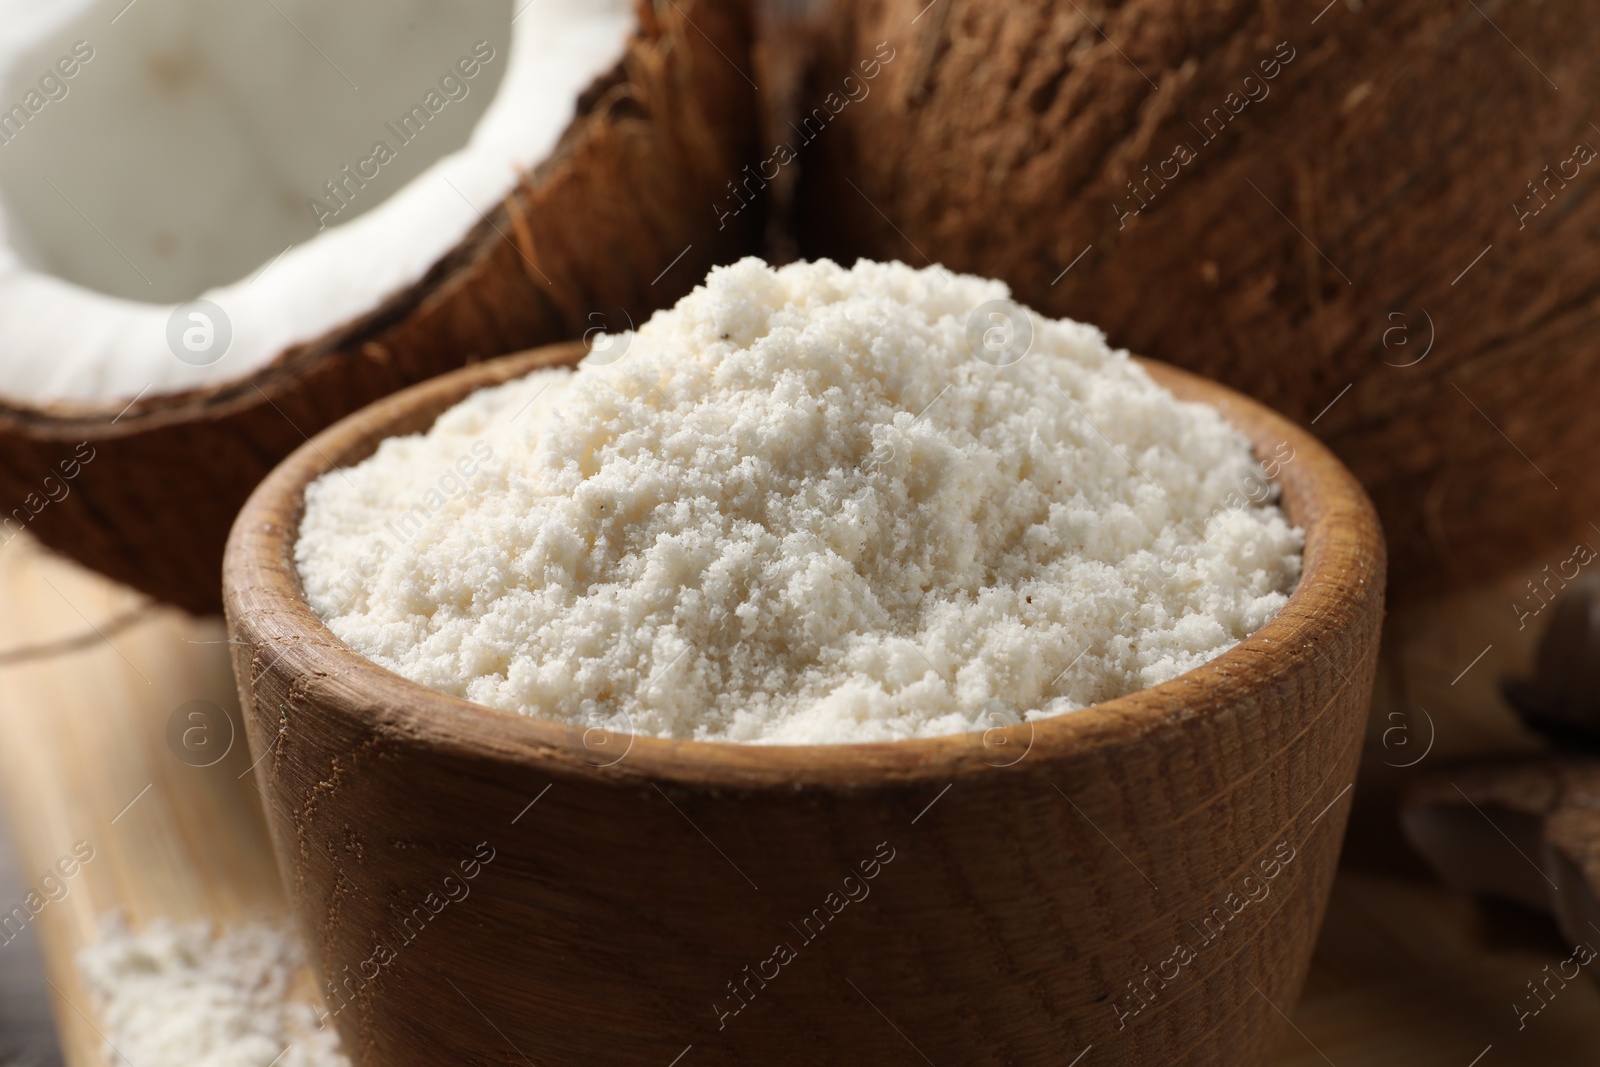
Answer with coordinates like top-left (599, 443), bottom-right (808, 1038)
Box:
top-left (0, 0), bottom-right (760, 616)
top-left (1402, 757), bottom-right (1600, 951)
top-left (792, 0), bottom-right (1600, 602)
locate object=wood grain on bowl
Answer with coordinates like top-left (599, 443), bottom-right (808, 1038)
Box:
top-left (223, 343), bottom-right (1385, 1066)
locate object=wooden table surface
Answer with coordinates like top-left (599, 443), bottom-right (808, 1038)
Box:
top-left (0, 535), bottom-right (1594, 1066)
top-left (0, 812), bottom-right (63, 1067)
top-left (0, 536), bottom-right (290, 1067)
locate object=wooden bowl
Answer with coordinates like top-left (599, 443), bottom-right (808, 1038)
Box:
top-left (223, 342), bottom-right (1385, 1067)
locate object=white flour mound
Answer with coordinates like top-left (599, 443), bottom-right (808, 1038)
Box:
top-left (297, 257), bottom-right (1303, 743)
top-left (77, 917), bottom-right (348, 1067)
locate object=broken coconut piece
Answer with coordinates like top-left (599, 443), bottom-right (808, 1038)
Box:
top-left (0, 0), bottom-right (758, 614)
top-left (1402, 759), bottom-right (1600, 950)
top-left (790, 0), bottom-right (1600, 601)
top-left (1505, 576), bottom-right (1600, 748)
top-left (1547, 799), bottom-right (1600, 948)
top-left (1401, 760), bottom-right (1562, 915)
top-left (1406, 577), bottom-right (1600, 946)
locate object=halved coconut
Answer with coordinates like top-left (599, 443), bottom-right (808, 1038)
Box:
top-left (0, 0), bottom-right (758, 614)
top-left (791, 0), bottom-right (1600, 601)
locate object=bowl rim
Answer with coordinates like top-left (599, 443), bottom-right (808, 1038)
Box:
top-left (223, 341), bottom-right (1385, 788)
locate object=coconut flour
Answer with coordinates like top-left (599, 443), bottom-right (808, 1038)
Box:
top-left (297, 258), bottom-right (1302, 743)
top-left (77, 917), bottom-right (349, 1067)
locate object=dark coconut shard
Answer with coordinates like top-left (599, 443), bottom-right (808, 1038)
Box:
top-left (1403, 580), bottom-right (1600, 949)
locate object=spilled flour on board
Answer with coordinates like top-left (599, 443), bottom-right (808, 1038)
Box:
top-left (77, 917), bottom-right (347, 1067)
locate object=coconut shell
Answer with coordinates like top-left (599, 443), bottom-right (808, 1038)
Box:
top-left (1547, 799), bottom-right (1600, 947)
top-left (0, 0), bottom-right (759, 616)
top-left (793, 0), bottom-right (1600, 601)
top-left (1402, 757), bottom-right (1600, 949)
top-left (1504, 575), bottom-right (1600, 748)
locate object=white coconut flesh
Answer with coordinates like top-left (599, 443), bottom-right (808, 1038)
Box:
top-left (0, 0), bottom-right (634, 405)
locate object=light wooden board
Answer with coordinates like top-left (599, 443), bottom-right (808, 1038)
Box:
top-left (0, 811), bottom-right (63, 1067)
top-left (0, 535), bottom-right (1596, 1066)
top-left (0, 536), bottom-right (294, 1067)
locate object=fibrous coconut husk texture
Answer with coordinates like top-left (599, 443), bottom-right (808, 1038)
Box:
top-left (792, 0), bottom-right (1600, 602)
top-left (0, 0), bottom-right (759, 616)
